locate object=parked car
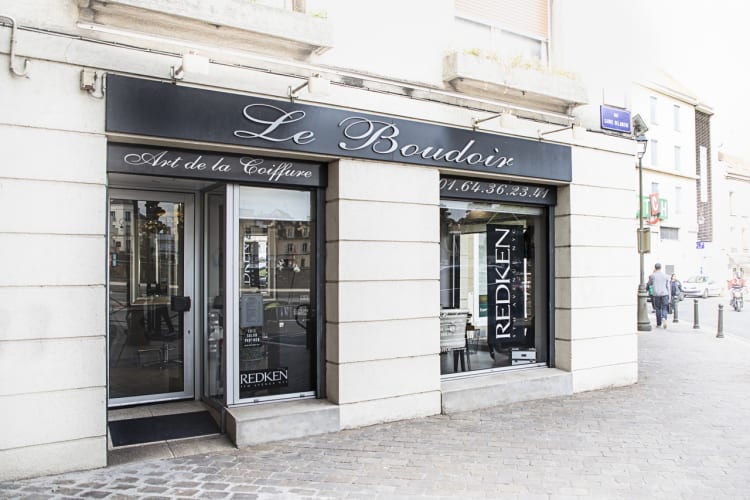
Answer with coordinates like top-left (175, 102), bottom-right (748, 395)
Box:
top-left (647, 287), bottom-right (684, 303)
top-left (682, 275), bottom-right (723, 298)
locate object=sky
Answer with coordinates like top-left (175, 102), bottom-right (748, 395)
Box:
top-left (555, 0), bottom-right (747, 156)
top-left (621, 0), bottom-right (748, 156)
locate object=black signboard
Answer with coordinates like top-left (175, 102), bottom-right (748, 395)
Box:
top-left (439, 176), bottom-right (556, 205)
top-left (106, 75), bottom-right (572, 182)
top-left (107, 143), bottom-right (325, 187)
top-left (486, 225), bottom-right (532, 349)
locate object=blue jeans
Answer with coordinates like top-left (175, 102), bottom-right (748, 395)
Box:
top-left (652, 295), bottom-right (669, 326)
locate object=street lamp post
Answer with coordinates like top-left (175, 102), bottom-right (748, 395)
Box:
top-left (636, 134), bottom-right (652, 331)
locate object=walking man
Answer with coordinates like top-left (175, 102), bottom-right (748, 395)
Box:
top-left (648, 263), bottom-right (670, 329)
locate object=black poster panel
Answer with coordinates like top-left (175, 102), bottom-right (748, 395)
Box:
top-left (107, 143), bottom-right (325, 187)
top-left (486, 224), bottom-right (531, 349)
top-left (106, 75), bottom-right (572, 182)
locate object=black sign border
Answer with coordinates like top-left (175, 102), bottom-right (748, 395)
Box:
top-left (106, 75), bottom-right (572, 183)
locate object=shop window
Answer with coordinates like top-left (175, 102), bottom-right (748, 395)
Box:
top-left (439, 199), bottom-right (548, 375)
top-left (236, 186), bottom-right (316, 401)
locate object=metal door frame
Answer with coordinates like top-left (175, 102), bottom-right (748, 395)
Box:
top-left (227, 184), bottom-right (318, 406)
top-left (107, 189), bottom-right (197, 407)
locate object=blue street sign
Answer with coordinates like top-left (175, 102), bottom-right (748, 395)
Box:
top-left (600, 105), bottom-right (632, 134)
top-left (696, 241), bottom-right (705, 249)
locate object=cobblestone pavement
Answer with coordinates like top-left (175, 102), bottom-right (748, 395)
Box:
top-left (3, 323), bottom-right (750, 499)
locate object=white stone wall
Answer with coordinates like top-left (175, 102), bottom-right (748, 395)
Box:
top-left (631, 83), bottom-right (701, 278)
top-left (0, 0), bottom-right (644, 480)
top-left (0, 60), bottom-right (108, 480)
top-left (555, 142), bottom-right (639, 392)
top-left (325, 159), bottom-right (442, 428)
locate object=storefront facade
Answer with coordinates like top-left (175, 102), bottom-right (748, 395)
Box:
top-left (0, 1), bottom-right (639, 481)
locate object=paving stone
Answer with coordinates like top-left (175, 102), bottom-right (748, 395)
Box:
top-left (79, 491), bottom-right (110, 499)
top-left (2, 326), bottom-right (750, 498)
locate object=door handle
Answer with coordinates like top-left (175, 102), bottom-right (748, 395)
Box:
top-left (171, 296), bottom-right (192, 312)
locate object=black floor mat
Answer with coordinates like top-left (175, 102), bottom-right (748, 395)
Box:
top-left (109, 411), bottom-right (220, 447)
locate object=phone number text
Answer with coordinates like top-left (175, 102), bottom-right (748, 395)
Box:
top-left (439, 179), bottom-right (551, 199)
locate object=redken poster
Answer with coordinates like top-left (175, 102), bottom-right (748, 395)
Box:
top-left (486, 224), bottom-right (531, 348)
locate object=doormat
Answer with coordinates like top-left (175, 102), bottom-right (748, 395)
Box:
top-left (109, 411), bottom-right (220, 447)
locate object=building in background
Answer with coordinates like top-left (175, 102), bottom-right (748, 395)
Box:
top-left (717, 151), bottom-right (750, 278)
top-left (551, 0), bottom-right (719, 283)
top-left (2, 0), bottom-right (642, 480)
top-left (630, 73), bottom-right (715, 280)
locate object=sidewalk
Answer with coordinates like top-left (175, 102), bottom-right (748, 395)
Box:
top-left (2, 321), bottom-right (750, 499)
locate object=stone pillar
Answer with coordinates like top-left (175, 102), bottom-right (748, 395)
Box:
top-left (325, 159), bottom-right (442, 428)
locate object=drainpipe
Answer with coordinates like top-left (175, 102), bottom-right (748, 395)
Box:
top-left (0, 14), bottom-right (30, 77)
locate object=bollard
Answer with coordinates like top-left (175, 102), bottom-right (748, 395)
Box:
top-left (672, 296), bottom-right (679, 323)
top-left (717, 304), bottom-right (724, 338)
top-left (693, 299), bottom-right (700, 329)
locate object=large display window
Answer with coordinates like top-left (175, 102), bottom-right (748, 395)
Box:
top-left (439, 190), bottom-right (551, 375)
top-left (232, 186), bottom-right (317, 403)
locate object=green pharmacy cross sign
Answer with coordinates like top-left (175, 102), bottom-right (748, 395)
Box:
top-left (636, 195), bottom-right (668, 221)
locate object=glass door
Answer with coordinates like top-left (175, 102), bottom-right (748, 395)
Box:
top-left (108, 190), bottom-right (195, 406)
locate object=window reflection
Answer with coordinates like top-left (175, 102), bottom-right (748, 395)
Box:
top-left (237, 187), bottom-right (315, 400)
top-left (439, 200), bottom-right (548, 375)
top-left (109, 198), bottom-right (185, 401)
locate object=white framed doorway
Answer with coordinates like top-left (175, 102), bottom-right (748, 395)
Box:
top-left (108, 189), bottom-right (196, 407)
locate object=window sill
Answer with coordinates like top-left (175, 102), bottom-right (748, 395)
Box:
top-left (440, 366), bottom-right (572, 413)
top-left (80, 0), bottom-right (333, 60)
top-left (443, 52), bottom-right (588, 115)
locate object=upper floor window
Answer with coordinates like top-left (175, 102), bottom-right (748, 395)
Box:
top-left (455, 17), bottom-right (547, 63)
top-left (454, 0), bottom-right (549, 64)
top-left (675, 186), bottom-right (682, 214)
top-left (674, 145), bottom-right (682, 171)
top-left (650, 139), bottom-right (659, 166)
top-left (661, 227), bottom-right (679, 241)
top-left (253, 0), bottom-right (307, 12)
top-left (650, 96), bottom-right (659, 124)
top-left (673, 104), bottom-right (681, 131)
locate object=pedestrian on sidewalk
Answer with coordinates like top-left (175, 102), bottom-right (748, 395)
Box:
top-left (669, 273), bottom-right (683, 316)
top-left (648, 263), bottom-right (670, 328)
